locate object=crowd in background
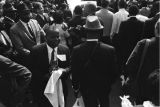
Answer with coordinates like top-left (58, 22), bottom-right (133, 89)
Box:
top-left (0, 0), bottom-right (159, 106)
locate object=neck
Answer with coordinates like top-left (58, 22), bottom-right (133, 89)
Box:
top-left (87, 33), bottom-right (99, 39)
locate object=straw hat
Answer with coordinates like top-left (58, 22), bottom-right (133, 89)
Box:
top-left (83, 15), bottom-right (103, 30)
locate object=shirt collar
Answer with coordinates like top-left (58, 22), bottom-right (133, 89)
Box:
top-left (46, 44), bottom-right (58, 53)
top-left (86, 39), bottom-right (98, 42)
top-left (20, 19), bottom-right (27, 26)
top-left (119, 8), bottom-right (126, 11)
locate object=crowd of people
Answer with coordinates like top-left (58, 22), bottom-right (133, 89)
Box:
top-left (0, 0), bottom-right (159, 107)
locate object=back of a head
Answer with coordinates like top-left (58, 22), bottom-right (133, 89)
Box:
top-left (74, 5), bottom-right (83, 15)
top-left (149, 1), bottom-right (160, 18)
top-left (118, 0), bottom-right (127, 9)
top-left (83, 2), bottom-right (97, 17)
top-left (140, 0), bottom-right (148, 7)
top-left (101, 0), bottom-right (110, 8)
top-left (53, 10), bottom-right (64, 24)
top-left (32, 2), bottom-right (43, 11)
top-left (129, 5), bottom-right (139, 16)
top-left (84, 15), bottom-right (103, 38)
top-left (16, 2), bottom-right (30, 15)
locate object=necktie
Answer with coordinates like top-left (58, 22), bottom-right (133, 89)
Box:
top-left (27, 23), bottom-right (36, 41)
top-left (49, 49), bottom-right (58, 73)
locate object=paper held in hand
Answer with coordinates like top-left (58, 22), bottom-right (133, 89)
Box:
top-left (44, 68), bottom-right (65, 107)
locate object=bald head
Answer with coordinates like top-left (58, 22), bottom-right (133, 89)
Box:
top-left (45, 26), bottom-right (60, 48)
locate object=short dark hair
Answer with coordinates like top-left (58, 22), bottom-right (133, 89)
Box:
top-left (129, 5), bottom-right (139, 16)
top-left (140, 0), bottom-right (148, 7)
top-left (74, 5), bottom-right (83, 15)
top-left (118, 0), bottom-right (127, 8)
top-left (101, 0), bottom-right (110, 8)
top-left (33, 2), bottom-right (41, 10)
top-left (53, 10), bottom-right (64, 24)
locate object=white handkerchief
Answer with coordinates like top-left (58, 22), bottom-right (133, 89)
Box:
top-left (57, 55), bottom-right (66, 61)
top-left (44, 68), bottom-right (65, 107)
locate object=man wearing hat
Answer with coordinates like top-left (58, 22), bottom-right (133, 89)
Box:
top-left (2, 2), bottom-right (17, 35)
top-left (0, 3), bottom-right (18, 62)
top-left (10, 2), bottom-right (45, 59)
top-left (71, 15), bottom-right (118, 107)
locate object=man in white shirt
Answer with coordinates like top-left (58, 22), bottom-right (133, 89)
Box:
top-left (29, 25), bottom-right (70, 107)
top-left (110, 0), bottom-right (129, 39)
top-left (96, 0), bottom-right (114, 44)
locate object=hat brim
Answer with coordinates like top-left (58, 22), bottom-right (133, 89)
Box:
top-left (83, 25), bottom-right (103, 30)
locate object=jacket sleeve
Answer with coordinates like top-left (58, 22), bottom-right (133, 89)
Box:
top-left (125, 39), bottom-right (146, 81)
top-left (0, 55), bottom-right (32, 88)
top-left (10, 28), bottom-right (30, 55)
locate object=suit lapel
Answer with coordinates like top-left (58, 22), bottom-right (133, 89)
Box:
top-left (40, 44), bottom-right (50, 69)
top-left (17, 21), bottom-right (36, 42)
top-left (44, 43), bottom-right (50, 67)
top-left (1, 31), bottom-right (13, 47)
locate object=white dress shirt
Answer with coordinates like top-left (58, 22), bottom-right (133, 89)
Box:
top-left (96, 8), bottom-right (114, 37)
top-left (20, 20), bottom-right (29, 31)
top-left (110, 8), bottom-right (129, 38)
top-left (47, 44), bottom-right (58, 64)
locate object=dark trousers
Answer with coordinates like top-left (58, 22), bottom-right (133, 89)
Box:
top-left (80, 85), bottom-right (110, 107)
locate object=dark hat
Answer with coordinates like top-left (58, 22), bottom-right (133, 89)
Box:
top-left (83, 15), bottom-right (103, 30)
top-left (3, 3), bottom-right (16, 12)
top-left (16, 2), bottom-right (30, 13)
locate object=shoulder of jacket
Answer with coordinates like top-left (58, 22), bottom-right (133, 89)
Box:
top-left (10, 22), bottom-right (18, 31)
top-left (100, 42), bottom-right (115, 50)
top-left (58, 44), bottom-right (69, 50)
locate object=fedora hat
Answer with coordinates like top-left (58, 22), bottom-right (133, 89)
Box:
top-left (3, 3), bottom-right (16, 12)
top-left (16, 2), bottom-right (30, 13)
top-left (83, 15), bottom-right (103, 30)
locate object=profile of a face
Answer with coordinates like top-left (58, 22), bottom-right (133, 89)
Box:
top-left (19, 10), bottom-right (31, 23)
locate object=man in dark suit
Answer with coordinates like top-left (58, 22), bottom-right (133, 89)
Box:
top-left (116, 5), bottom-right (144, 72)
top-left (124, 19), bottom-right (160, 105)
top-left (68, 5), bottom-right (85, 28)
top-left (68, 5), bottom-right (86, 50)
top-left (71, 15), bottom-right (118, 107)
top-left (142, 1), bottom-right (160, 39)
top-left (0, 55), bottom-right (31, 107)
top-left (2, 2), bottom-right (16, 36)
top-left (29, 25), bottom-right (70, 107)
top-left (10, 2), bottom-right (45, 56)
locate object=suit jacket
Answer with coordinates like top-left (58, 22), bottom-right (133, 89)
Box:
top-left (35, 13), bottom-right (49, 28)
top-left (142, 13), bottom-right (160, 39)
top-left (10, 19), bottom-right (45, 55)
top-left (29, 43), bottom-right (70, 106)
top-left (2, 16), bottom-right (15, 36)
top-left (71, 41), bottom-right (118, 90)
top-left (0, 30), bottom-right (15, 60)
top-left (68, 15), bottom-right (86, 27)
top-left (125, 37), bottom-right (159, 103)
top-left (116, 17), bottom-right (144, 69)
top-left (0, 55), bottom-right (31, 106)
